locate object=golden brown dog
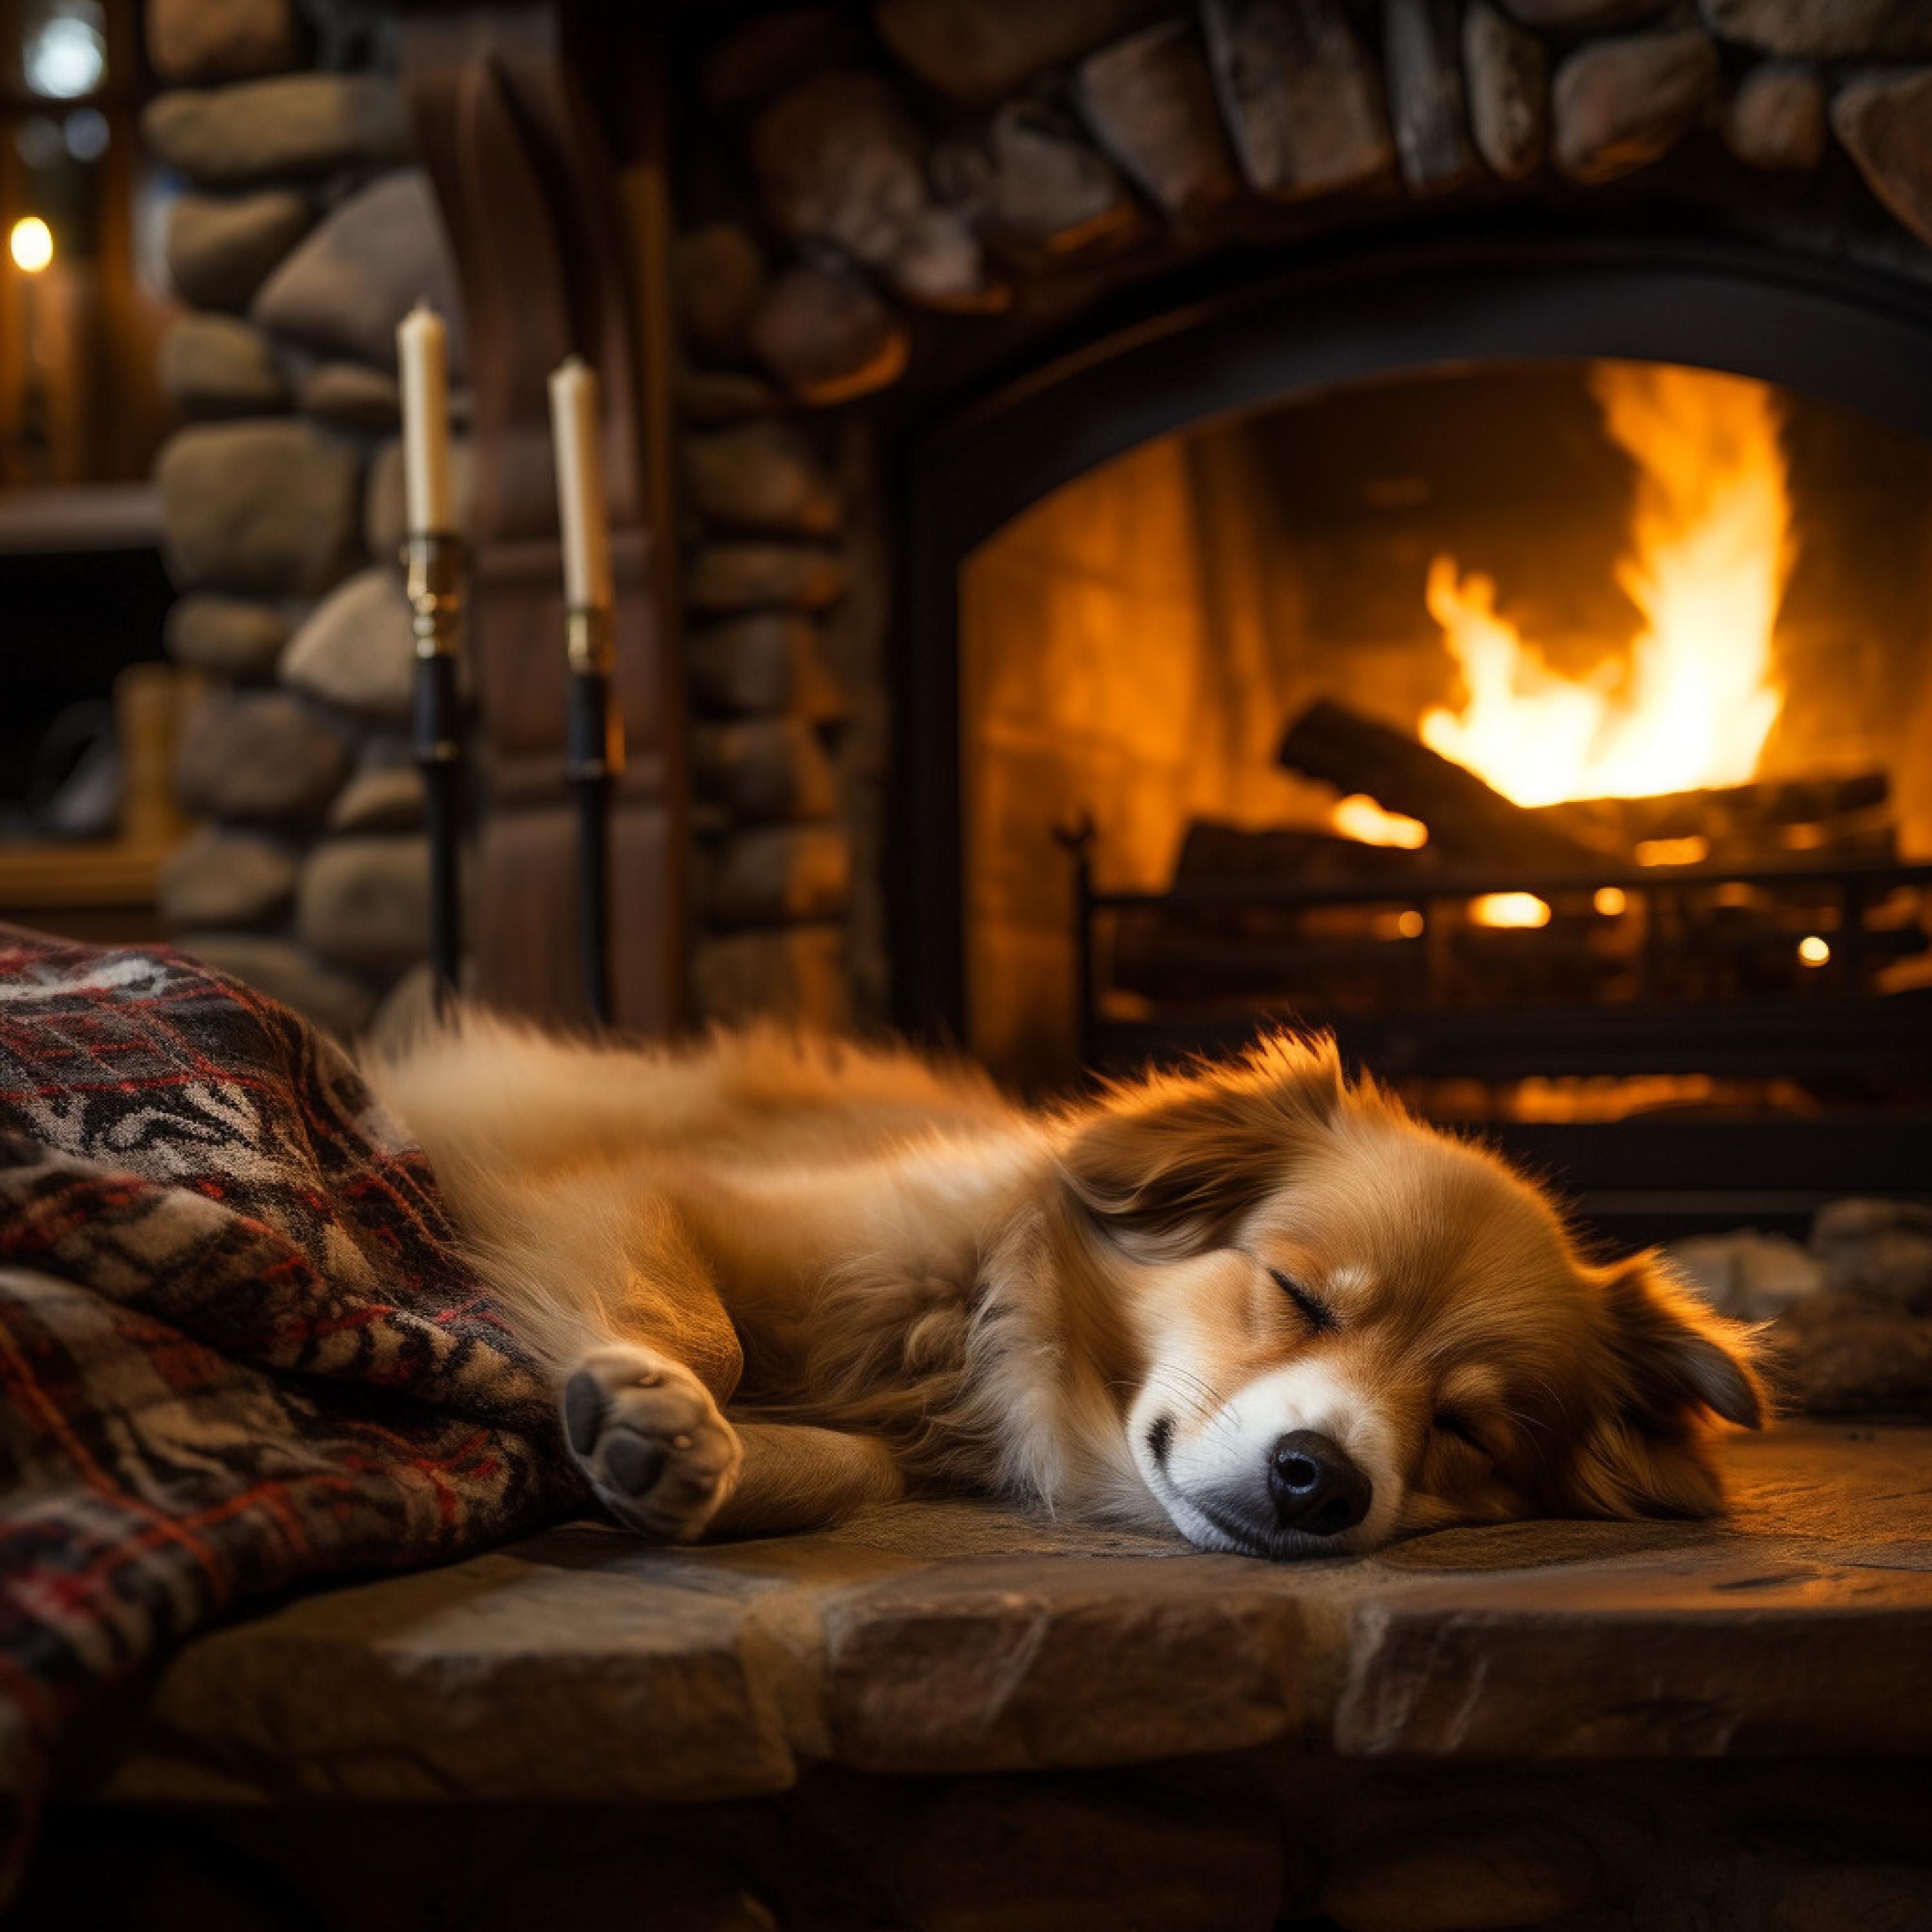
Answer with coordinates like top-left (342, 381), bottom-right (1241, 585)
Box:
top-left (366, 1019), bottom-right (1767, 1557)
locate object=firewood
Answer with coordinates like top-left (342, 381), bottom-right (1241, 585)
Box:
top-left (1535, 772), bottom-right (1893, 865)
top-left (1275, 701), bottom-right (1605, 867)
top-left (1173, 820), bottom-right (1430, 888)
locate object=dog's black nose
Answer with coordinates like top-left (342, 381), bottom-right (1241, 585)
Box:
top-left (1269, 1430), bottom-right (1372, 1537)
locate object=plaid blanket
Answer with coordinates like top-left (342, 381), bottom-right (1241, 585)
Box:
top-left (0, 927), bottom-right (581, 1884)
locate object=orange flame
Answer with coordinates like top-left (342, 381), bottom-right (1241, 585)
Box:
top-left (1332, 793), bottom-right (1429, 848)
top-left (1419, 365), bottom-right (1793, 806)
top-left (1469, 892), bottom-right (1551, 929)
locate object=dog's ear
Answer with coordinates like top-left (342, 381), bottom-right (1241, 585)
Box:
top-left (1598, 1250), bottom-right (1768, 1432)
top-left (1061, 1032), bottom-right (1344, 1261)
top-left (1545, 1252), bottom-right (1770, 1522)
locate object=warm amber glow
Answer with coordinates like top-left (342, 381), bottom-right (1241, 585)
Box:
top-left (1397, 908), bottom-right (1425, 938)
top-left (10, 216), bottom-right (53, 274)
top-left (1798, 934), bottom-right (1831, 967)
top-left (1470, 892), bottom-right (1551, 929)
top-left (1635, 835), bottom-right (1711, 867)
top-left (1593, 886), bottom-right (1628, 916)
top-left (1419, 365), bottom-right (1791, 806)
top-left (1332, 792), bottom-right (1429, 849)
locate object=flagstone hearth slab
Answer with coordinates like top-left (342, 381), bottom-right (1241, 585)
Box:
top-left (100, 1421), bottom-right (1932, 1808)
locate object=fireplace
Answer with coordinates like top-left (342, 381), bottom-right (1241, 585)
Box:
top-left (899, 236), bottom-right (1932, 1239)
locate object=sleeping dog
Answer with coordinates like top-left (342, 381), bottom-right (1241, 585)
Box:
top-left (366, 1019), bottom-right (1767, 1557)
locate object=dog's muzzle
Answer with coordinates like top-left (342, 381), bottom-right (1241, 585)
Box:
top-left (1269, 1430), bottom-right (1372, 1537)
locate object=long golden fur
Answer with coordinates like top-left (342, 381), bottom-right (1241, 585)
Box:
top-left (363, 1016), bottom-right (1768, 1557)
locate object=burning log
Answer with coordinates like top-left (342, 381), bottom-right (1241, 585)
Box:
top-left (1276, 700), bottom-right (1605, 867)
top-left (1534, 772), bottom-right (1895, 867)
top-left (1173, 820), bottom-right (1429, 889)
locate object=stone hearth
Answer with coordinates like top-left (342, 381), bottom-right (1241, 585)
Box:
top-left (25, 1421), bottom-right (1932, 1930)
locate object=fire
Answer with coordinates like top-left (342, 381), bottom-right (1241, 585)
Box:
top-left (1332, 793), bottom-right (1428, 848)
top-left (1419, 364), bottom-right (1793, 807)
top-left (1469, 892), bottom-right (1551, 929)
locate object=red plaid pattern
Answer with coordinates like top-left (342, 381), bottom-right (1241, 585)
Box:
top-left (0, 928), bottom-right (581, 1886)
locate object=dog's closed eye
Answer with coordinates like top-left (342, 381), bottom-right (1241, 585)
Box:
top-left (1271, 1269), bottom-right (1337, 1334)
top-left (1433, 1410), bottom-right (1490, 1456)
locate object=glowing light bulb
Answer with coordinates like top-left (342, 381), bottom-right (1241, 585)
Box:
top-left (10, 216), bottom-right (53, 274)
top-left (1798, 935), bottom-right (1830, 967)
top-left (1593, 887), bottom-right (1628, 916)
top-left (1397, 909), bottom-right (1425, 938)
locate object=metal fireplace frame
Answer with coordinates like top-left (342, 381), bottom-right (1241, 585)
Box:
top-left (896, 223), bottom-right (1932, 1243)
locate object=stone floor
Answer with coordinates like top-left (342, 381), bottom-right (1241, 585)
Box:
top-left (100, 1419), bottom-right (1932, 1806)
top-left (22, 1422), bottom-right (1931, 1931)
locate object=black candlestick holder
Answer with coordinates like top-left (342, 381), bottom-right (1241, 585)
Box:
top-left (565, 604), bottom-right (622, 1026)
top-left (404, 532), bottom-right (464, 1016)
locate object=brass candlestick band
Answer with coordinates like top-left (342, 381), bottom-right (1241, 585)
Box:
top-left (565, 603), bottom-right (615, 677)
top-left (403, 532), bottom-right (464, 661)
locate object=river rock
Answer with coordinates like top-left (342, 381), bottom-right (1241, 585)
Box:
top-left (167, 189), bottom-right (312, 310)
top-left (676, 225), bottom-right (768, 365)
top-left (142, 73), bottom-right (410, 185)
top-left (1774, 1291), bottom-right (1932, 1416)
top-left (1383, 0), bottom-right (1478, 193)
top-left (279, 565), bottom-right (415, 723)
top-left (886, 204), bottom-right (999, 310)
top-left (1812, 1199), bottom-right (1932, 1312)
top-left (687, 614), bottom-right (848, 719)
top-left (146, 0), bottom-right (305, 83)
top-left (157, 827), bottom-right (298, 930)
top-left (1553, 27), bottom-right (1719, 184)
top-left (1464, 0), bottom-right (1548, 180)
top-left (1321, 1817), bottom-right (1600, 1932)
top-left (1200, 0), bottom-right (1394, 200)
top-left (328, 764), bottom-right (425, 834)
top-left (175, 688), bottom-right (350, 823)
top-left (1700, 0), bottom-right (1932, 58)
top-left (156, 419), bottom-right (362, 596)
top-left (748, 265), bottom-right (910, 406)
top-left (297, 362), bottom-right (401, 431)
top-left (875, 0), bottom-right (1166, 107)
top-left (177, 933), bottom-right (375, 1037)
top-left (159, 313), bottom-right (288, 417)
top-left (297, 836), bottom-right (431, 972)
top-left (693, 718), bottom-right (838, 822)
top-left (752, 70), bottom-right (928, 268)
top-left (1073, 17), bottom-right (1244, 223)
top-left (1668, 1229), bottom-right (1823, 1321)
top-left (1501, 0), bottom-right (1663, 23)
top-left (934, 102), bottom-right (1137, 258)
top-left (1832, 68), bottom-right (1932, 251)
top-left (687, 544), bottom-right (848, 615)
top-left (676, 370), bottom-right (786, 424)
top-left (705, 826), bottom-right (853, 925)
top-left (252, 172), bottom-right (464, 375)
top-left (1723, 62), bottom-right (1824, 169)
top-left (683, 424), bottom-right (842, 536)
top-left (164, 594), bottom-right (290, 679)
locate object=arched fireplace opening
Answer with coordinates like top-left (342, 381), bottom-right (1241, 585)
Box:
top-left (901, 234), bottom-right (1932, 1242)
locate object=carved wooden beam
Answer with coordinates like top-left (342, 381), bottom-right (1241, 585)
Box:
top-left (401, 3), bottom-right (685, 1028)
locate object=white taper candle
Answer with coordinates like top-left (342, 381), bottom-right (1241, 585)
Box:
top-left (397, 303), bottom-right (453, 536)
top-left (548, 354), bottom-right (614, 611)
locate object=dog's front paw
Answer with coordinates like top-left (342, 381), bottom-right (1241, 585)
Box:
top-left (561, 1344), bottom-right (742, 1542)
